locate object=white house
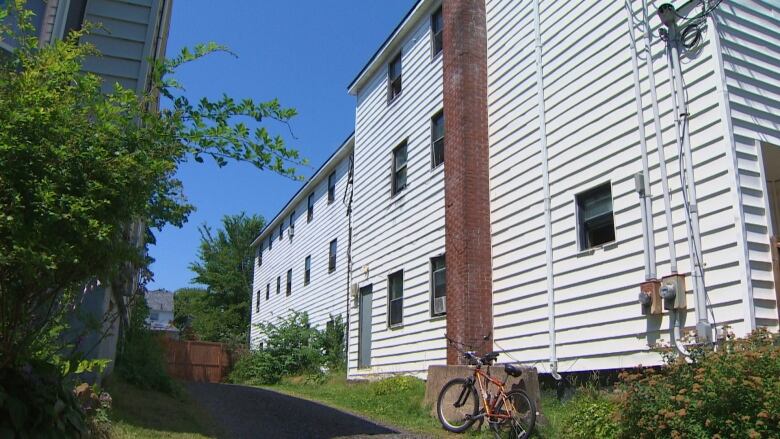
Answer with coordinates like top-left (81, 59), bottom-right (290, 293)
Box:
top-left (251, 0), bottom-right (780, 380)
top-left (250, 135), bottom-right (354, 343)
top-left (146, 289), bottom-right (176, 332)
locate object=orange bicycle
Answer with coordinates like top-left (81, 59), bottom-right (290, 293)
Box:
top-left (437, 337), bottom-right (536, 439)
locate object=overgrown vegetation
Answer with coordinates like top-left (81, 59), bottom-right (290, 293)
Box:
top-left (617, 328), bottom-right (779, 438)
top-left (0, 0), bottom-right (303, 435)
top-left (115, 296), bottom-right (178, 396)
top-left (229, 312), bottom-right (345, 385)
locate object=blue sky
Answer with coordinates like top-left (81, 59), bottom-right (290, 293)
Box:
top-left (148, 1), bottom-right (416, 291)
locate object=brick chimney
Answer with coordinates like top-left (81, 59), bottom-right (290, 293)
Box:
top-left (443, 0), bottom-right (493, 364)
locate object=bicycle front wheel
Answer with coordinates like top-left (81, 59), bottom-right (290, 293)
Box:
top-left (436, 378), bottom-right (479, 433)
top-left (490, 389), bottom-right (536, 439)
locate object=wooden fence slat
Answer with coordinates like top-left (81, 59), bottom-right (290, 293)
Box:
top-left (160, 338), bottom-right (232, 383)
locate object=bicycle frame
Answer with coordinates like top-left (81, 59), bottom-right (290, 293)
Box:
top-left (460, 366), bottom-right (514, 422)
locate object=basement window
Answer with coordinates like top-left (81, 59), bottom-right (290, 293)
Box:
top-left (392, 141), bottom-right (408, 195)
top-left (431, 256), bottom-right (446, 316)
top-left (576, 182), bottom-right (616, 250)
top-left (388, 270), bottom-right (404, 327)
top-left (388, 52), bottom-right (402, 102)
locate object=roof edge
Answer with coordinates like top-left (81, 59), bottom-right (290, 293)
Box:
top-left (250, 133), bottom-right (355, 248)
top-left (347, 0), bottom-right (435, 95)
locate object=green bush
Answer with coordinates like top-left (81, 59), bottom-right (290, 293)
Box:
top-left (560, 391), bottom-right (621, 439)
top-left (0, 361), bottom-right (87, 438)
top-left (115, 295), bottom-right (178, 395)
top-left (617, 328), bottom-right (780, 439)
top-left (229, 312), bottom-right (346, 385)
top-left (372, 375), bottom-right (421, 397)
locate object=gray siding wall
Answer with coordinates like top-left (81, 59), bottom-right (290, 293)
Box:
top-left (81, 0), bottom-right (166, 94)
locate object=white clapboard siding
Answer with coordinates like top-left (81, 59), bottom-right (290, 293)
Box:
top-left (250, 142), bottom-right (353, 346)
top-left (80, 0), bottom-right (166, 94)
top-left (486, 0), bottom-right (766, 373)
top-left (715, 0), bottom-right (780, 331)
top-left (348, 0), bottom-right (447, 379)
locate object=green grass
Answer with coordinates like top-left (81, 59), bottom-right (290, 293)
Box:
top-left (106, 379), bottom-right (220, 439)
top-left (262, 374), bottom-right (567, 438)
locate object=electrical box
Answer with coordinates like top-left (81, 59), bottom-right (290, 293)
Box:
top-left (661, 274), bottom-right (687, 310)
top-left (639, 280), bottom-right (662, 315)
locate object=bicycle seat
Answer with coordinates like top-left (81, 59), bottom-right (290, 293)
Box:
top-left (504, 363), bottom-right (523, 378)
top-left (482, 351), bottom-right (499, 364)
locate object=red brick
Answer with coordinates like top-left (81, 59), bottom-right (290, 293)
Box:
top-left (443, 0), bottom-right (493, 365)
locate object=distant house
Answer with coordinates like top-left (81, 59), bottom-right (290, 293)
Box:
top-left (145, 289), bottom-right (176, 334)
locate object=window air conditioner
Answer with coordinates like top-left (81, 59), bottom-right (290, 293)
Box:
top-left (433, 296), bottom-right (446, 315)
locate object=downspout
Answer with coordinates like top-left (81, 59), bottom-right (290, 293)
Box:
top-left (624, 2), bottom-right (657, 282)
top-left (642, 0), bottom-right (678, 274)
top-left (533, 0), bottom-right (559, 379)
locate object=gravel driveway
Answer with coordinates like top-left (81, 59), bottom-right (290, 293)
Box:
top-left (186, 382), bottom-right (425, 438)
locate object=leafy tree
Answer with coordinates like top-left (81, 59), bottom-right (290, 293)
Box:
top-left (188, 212), bottom-right (264, 343)
top-left (173, 287), bottom-right (247, 344)
top-left (0, 1), bottom-right (304, 369)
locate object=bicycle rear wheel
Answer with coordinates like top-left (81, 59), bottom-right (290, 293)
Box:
top-left (436, 378), bottom-right (479, 433)
top-left (490, 389), bottom-right (536, 439)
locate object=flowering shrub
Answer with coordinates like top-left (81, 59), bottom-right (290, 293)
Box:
top-left (617, 329), bottom-right (780, 439)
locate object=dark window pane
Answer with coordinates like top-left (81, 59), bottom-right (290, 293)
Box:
top-left (394, 167), bottom-right (407, 193)
top-left (431, 111), bottom-right (444, 168)
top-left (388, 53), bottom-right (402, 101)
top-left (390, 299), bottom-right (403, 326)
top-left (328, 172), bottom-right (336, 202)
top-left (576, 183), bottom-right (615, 250)
top-left (308, 193), bottom-right (314, 222)
top-left (304, 256), bottom-right (311, 285)
top-left (329, 240), bottom-right (337, 272)
top-left (266, 284), bottom-right (270, 300)
top-left (431, 8), bottom-right (443, 56)
top-left (286, 269), bottom-right (292, 296)
top-left (277, 277), bottom-right (281, 294)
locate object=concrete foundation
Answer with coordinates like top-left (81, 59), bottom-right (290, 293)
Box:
top-left (423, 365), bottom-right (542, 420)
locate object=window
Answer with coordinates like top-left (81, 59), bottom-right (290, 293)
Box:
top-left (279, 222), bottom-right (284, 242)
top-left (576, 182), bottom-right (615, 250)
top-left (286, 269), bottom-right (292, 296)
top-left (388, 52), bottom-right (402, 102)
top-left (289, 210), bottom-right (295, 237)
top-left (392, 141), bottom-right (408, 195)
top-left (266, 283), bottom-right (270, 301)
top-left (329, 239), bottom-right (337, 273)
top-left (276, 276), bottom-right (281, 295)
top-left (307, 193), bottom-right (315, 222)
top-left (431, 7), bottom-right (443, 57)
top-left (431, 255), bottom-right (446, 316)
top-left (328, 172), bottom-right (336, 203)
top-left (431, 110), bottom-right (444, 168)
top-left (268, 234), bottom-right (272, 251)
top-left (150, 311), bottom-right (159, 321)
top-left (304, 255), bottom-right (311, 285)
top-left (388, 270), bottom-right (404, 327)
top-left (255, 291), bottom-right (260, 312)
top-left (258, 245), bottom-right (263, 267)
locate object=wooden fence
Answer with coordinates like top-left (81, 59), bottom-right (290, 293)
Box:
top-left (160, 338), bottom-right (231, 383)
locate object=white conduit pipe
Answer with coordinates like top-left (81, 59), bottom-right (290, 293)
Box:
top-left (624, 2), bottom-right (657, 281)
top-left (642, 0), bottom-right (678, 273)
top-left (533, 0), bottom-right (559, 379)
top-left (668, 33), bottom-right (711, 341)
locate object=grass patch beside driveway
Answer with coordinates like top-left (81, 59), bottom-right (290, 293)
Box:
top-left (107, 379), bottom-right (220, 439)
